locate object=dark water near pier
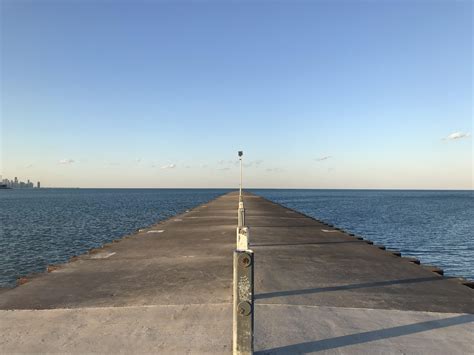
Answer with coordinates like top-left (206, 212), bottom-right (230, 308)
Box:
top-left (0, 188), bottom-right (472, 287)
top-left (254, 189), bottom-right (474, 281)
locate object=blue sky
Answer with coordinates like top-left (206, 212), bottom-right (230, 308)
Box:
top-left (1, 0), bottom-right (472, 188)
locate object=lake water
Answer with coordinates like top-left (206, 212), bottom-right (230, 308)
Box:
top-left (0, 188), bottom-right (472, 287)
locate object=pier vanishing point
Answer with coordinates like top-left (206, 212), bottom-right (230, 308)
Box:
top-left (0, 191), bottom-right (473, 354)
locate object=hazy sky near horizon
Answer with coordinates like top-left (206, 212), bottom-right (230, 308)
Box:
top-left (1, 0), bottom-right (472, 189)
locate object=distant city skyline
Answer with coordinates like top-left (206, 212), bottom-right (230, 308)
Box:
top-left (1, 176), bottom-right (40, 189)
top-left (1, 1), bottom-right (472, 189)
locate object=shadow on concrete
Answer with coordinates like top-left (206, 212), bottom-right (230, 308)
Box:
top-left (251, 241), bottom-right (362, 247)
top-left (255, 277), bottom-right (442, 300)
top-left (256, 314), bottom-right (474, 354)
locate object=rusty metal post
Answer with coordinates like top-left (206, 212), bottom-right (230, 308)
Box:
top-left (233, 250), bottom-right (254, 355)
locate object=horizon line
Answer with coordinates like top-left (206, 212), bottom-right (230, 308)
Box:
top-left (10, 187), bottom-right (473, 191)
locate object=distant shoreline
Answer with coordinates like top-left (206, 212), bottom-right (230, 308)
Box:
top-left (4, 187), bottom-right (472, 191)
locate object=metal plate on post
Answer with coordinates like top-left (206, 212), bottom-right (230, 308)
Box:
top-left (233, 250), bottom-right (254, 355)
top-left (238, 207), bottom-right (245, 228)
top-left (237, 227), bottom-right (250, 250)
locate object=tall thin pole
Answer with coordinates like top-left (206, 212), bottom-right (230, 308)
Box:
top-left (239, 156), bottom-right (242, 202)
top-left (238, 151), bottom-right (243, 203)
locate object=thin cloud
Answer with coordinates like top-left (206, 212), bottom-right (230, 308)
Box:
top-left (135, 158), bottom-right (142, 163)
top-left (25, 164), bottom-right (33, 168)
top-left (104, 162), bottom-right (120, 166)
top-left (241, 160), bottom-right (264, 168)
top-left (444, 132), bottom-right (471, 141)
top-left (59, 159), bottom-right (75, 165)
top-left (217, 167), bottom-right (230, 171)
top-left (266, 167), bottom-right (284, 173)
top-left (161, 164), bottom-right (176, 169)
top-left (315, 156), bottom-right (332, 162)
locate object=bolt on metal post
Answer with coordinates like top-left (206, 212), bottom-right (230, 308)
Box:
top-left (233, 250), bottom-right (254, 355)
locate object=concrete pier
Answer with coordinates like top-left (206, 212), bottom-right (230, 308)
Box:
top-left (0, 192), bottom-right (473, 354)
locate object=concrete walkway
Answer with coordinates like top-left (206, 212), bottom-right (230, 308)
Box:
top-left (0, 191), bottom-right (472, 354)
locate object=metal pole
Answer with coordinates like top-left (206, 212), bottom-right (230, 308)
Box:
top-left (238, 151), bottom-right (243, 203)
top-left (239, 156), bottom-right (242, 202)
top-left (233, 250), bottom-right (254, 355)
top-left (237, 151), bottom-right (245, 226)
top-left (238, 206), bottom-right (245, 228)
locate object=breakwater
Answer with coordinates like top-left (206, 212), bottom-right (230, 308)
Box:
top-left (0, 191), bottom-right (472, 354)
top-left (0, 188), bottom-right (230, 287)
top-left (254, 189), bottom-right (474, 281)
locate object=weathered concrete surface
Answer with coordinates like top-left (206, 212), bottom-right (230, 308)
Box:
top-left (0, 191), bottom-right (473, 354)
top-left (0, 304), bottom-right (232, 354)
top-left (243, 194), bottom-right (474, 314)
top-left (1, 305), bottom-right (472, 354)
top-left (254, 305), bottom-right (474, 354)
top-left (0, 195), bottom-right (238, 310)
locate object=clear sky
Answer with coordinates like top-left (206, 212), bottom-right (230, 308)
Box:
top-left (1, 0), bottom-right (472, 189)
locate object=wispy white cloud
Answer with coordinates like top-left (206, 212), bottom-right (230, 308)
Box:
top-left (241, 159), bottom-right (264, 168)
top-left (217, 167), bottom-right (230, 171)
top-left (161, 163), bottom-right (176, 169)
top-left (59, 159), bottom-right (75, 165)
top-left (104, 161), bottom-right (120, 166)
top-left (315, 156), bottom-right (332, 162)
top-left (444, 132), bottom-right (471, 141)
top-left (266, 167), bottom-right (284, 173)
top-left (135, 158), bottom-right (142, 163)
top-left (25, 164), bottom-right (33, 168)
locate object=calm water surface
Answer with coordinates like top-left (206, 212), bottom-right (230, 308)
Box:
top-left (254, 189), bottom-right (473, 281)
top-left (1, 188), bottom-right (472, 287)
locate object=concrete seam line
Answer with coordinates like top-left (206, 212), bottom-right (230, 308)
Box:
top-left (0, 302), bottom-right (232, 312)
top-left (255, 303), bottom-right (472, 316)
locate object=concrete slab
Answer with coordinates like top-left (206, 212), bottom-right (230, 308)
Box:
top-left (1, 305), bottom-right (471, 354)
top-left (0, 304), bottom-right (232, 354)
top-left (255, 305), bottom-right (474, 354)
top-left (243, 197), bottom-right (474, 314)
